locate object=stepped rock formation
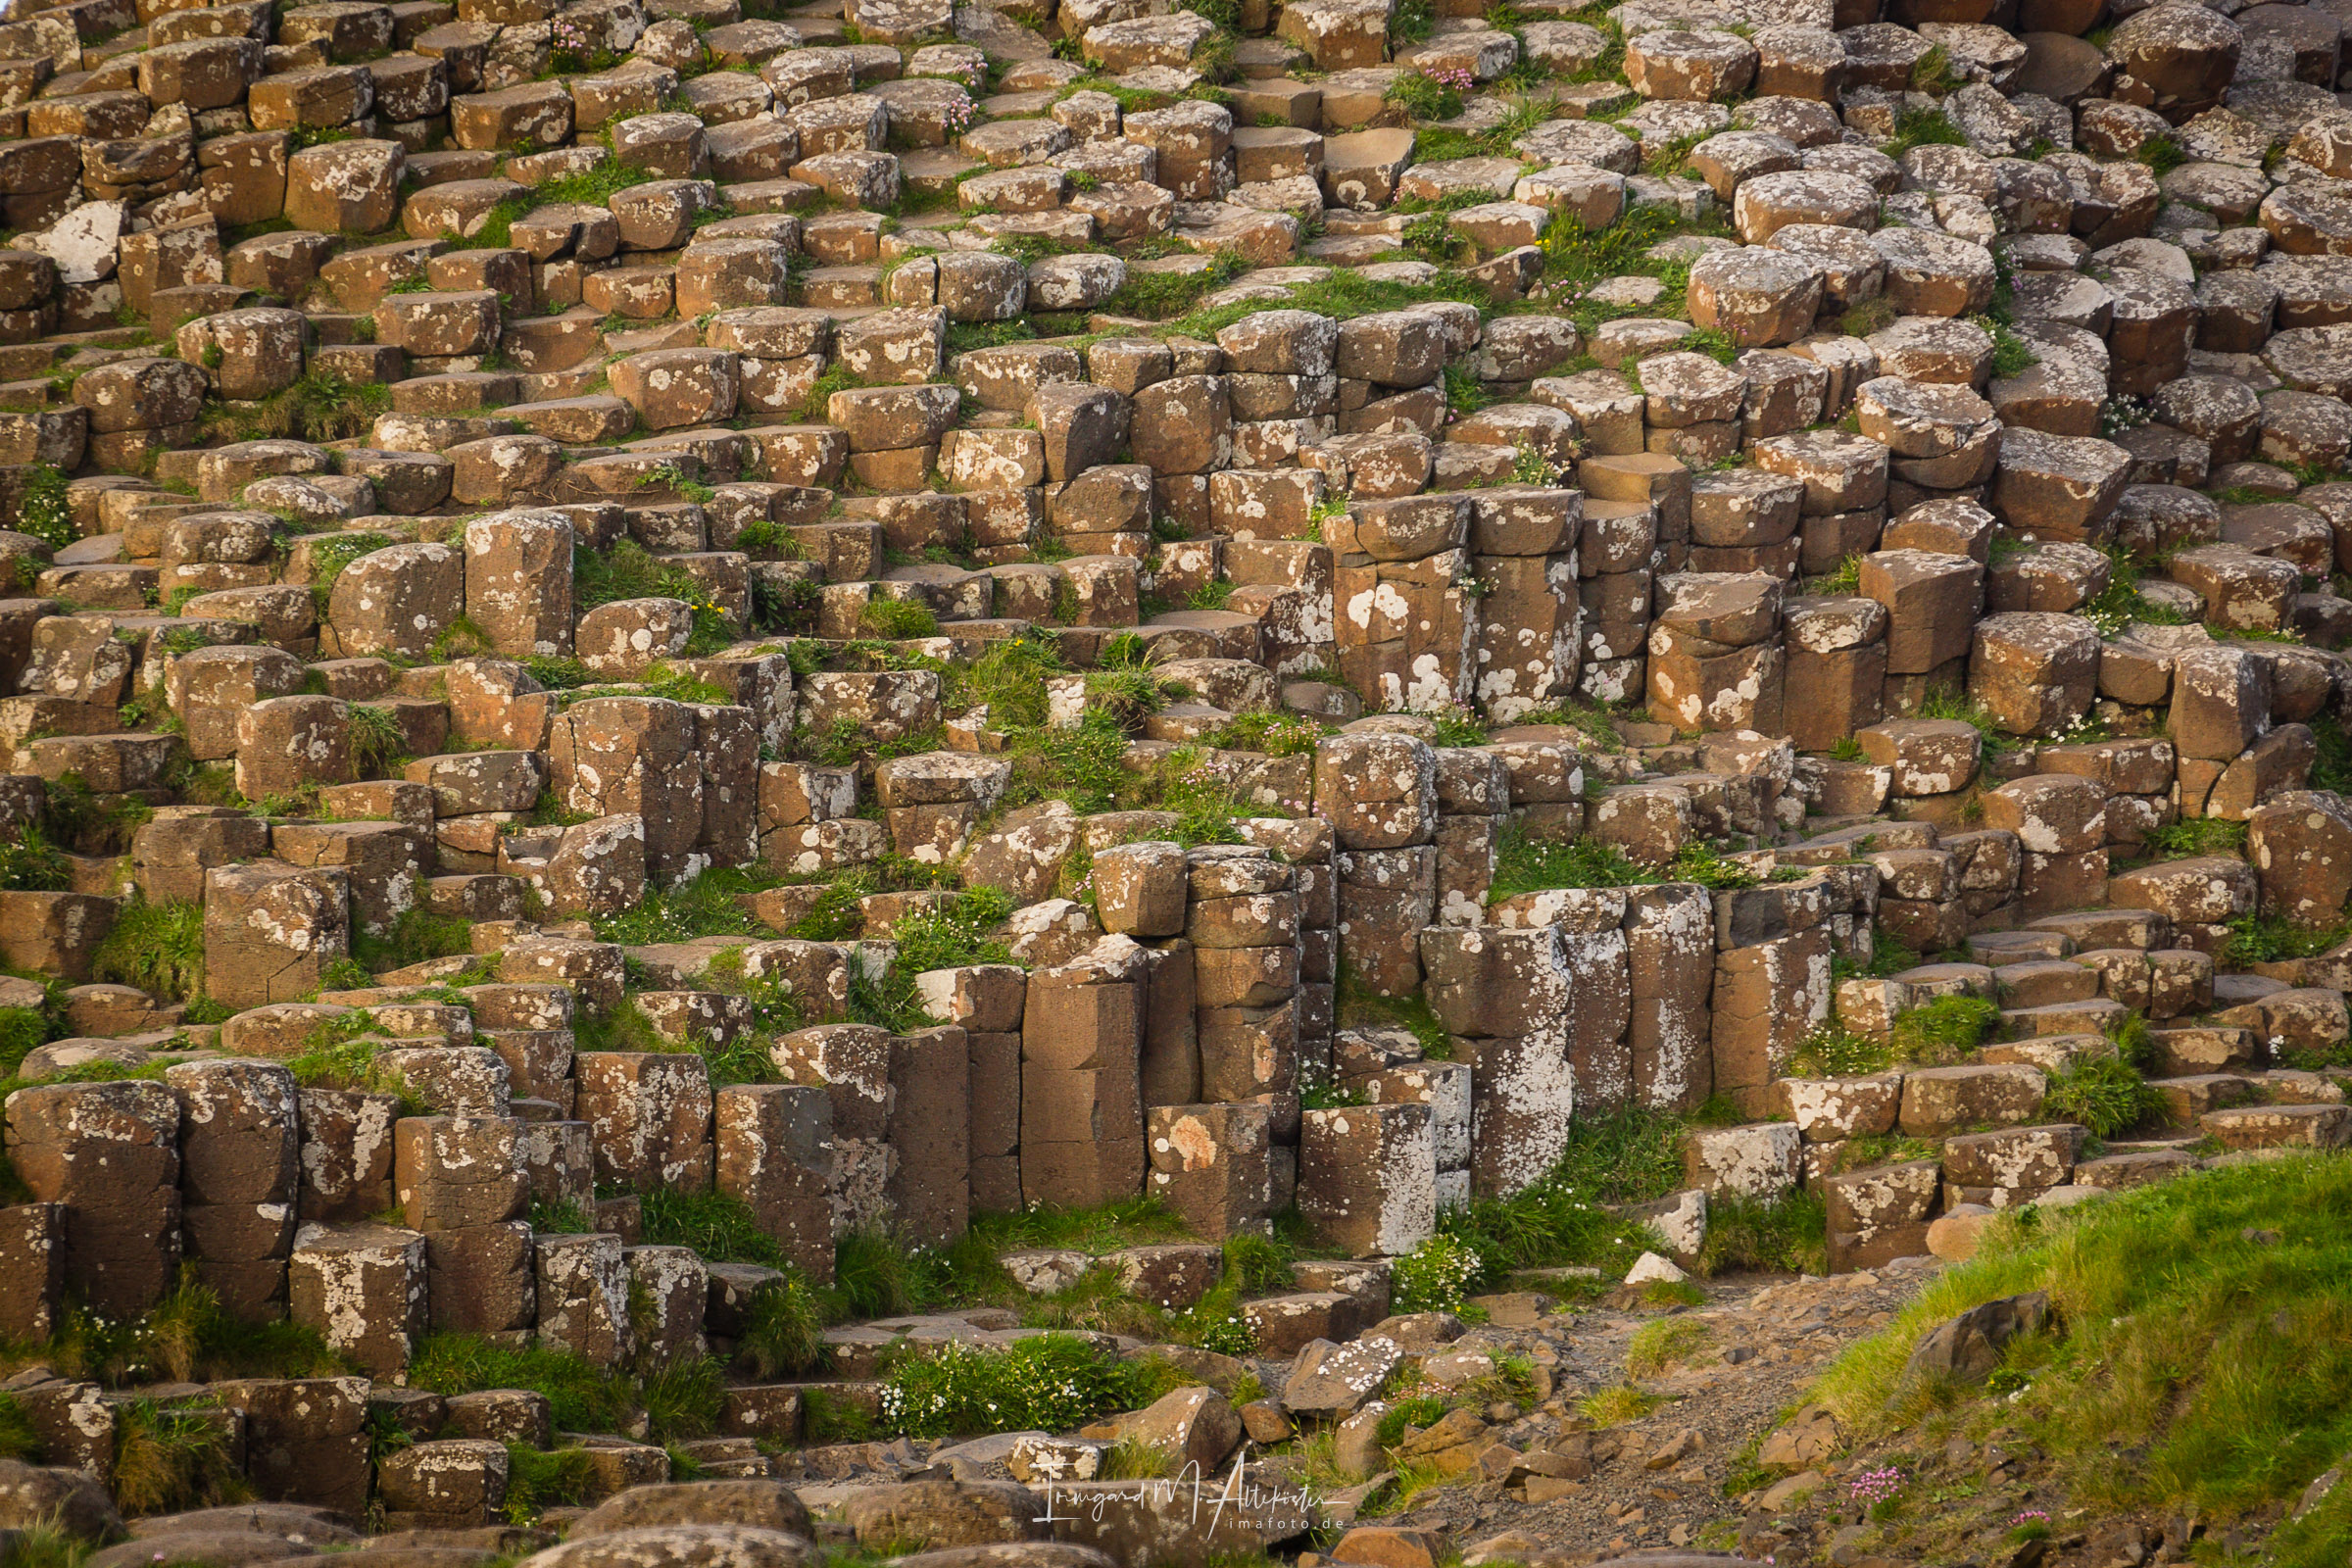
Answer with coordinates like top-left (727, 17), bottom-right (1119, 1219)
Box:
top-left (0, 0), bottom-right (2346, 1550)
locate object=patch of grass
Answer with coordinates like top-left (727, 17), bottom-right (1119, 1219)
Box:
top-left (305, 531), bottom-right (394, 612)
top-left (1816, 1156), bottom-right (2352, 1551)
top-left (1437, 1113), bottom-right (1690, 1288)
top-left (2082, 544), bottom-right (2190, 637)
top-left (1100, 251), bottom-right (1248, 321)
top-left (1908, 42), bottom-right (1956, 93)
top-left (2133, 133), bottom-right (2184, 176)
top-left (1488, 828), bottom-right (1646, 899)
top-left (502, 1443), bottom-right (598, 1525)
top-left (1670, 842), bottom-right (1775, 889)
top-left (2042, 1055), bottom-right (2162, 1137)
top-left (1642, 1277), bottom-right (1706, 1309)
top-left (1336, 963), bottom-right (1454, 1058)
top-left (1102, 1437), bottom-right (1176, 1479)
top-left (879, 1332), bottom-right (1153, 1437)
top-left (277, 1011), bottom-right (423, 1112)
top-left (207, 368), bottom-right (388, 444)
top-left (1916, 683), bottom-right (2010, 752)
top-left (803, 1386), bottom-right (878, 1444)
top-left (798, 362), bottom-right (861, 422)
top-left (410, 1334), bottom-right (634, 1433)
top-left (444, 191), bottom-right (527, 250)
top-left (2145, 816), bottom-right (2248, 859)
top-left (1699, 1189), bottom-right (1828, 1276)
top-left (1376, 1394), bottom-right (1452, 1448)
top-left (0, 824), bottom-right (73, 895)
top-left (590, 865), bottom-right (782, 946)
top-left (573, 538), bottom-right (709, 612)
top-left (34, 1267), bottom-right (346, 1388)
top-left (534, 160), bottom-right (656, 205)
top-left (2227, 913), bottom-right (2352, 965)
top-left (1582, 1383), bottom-right (1658, 1425)
top-left (0, 1394), bottom-right (36, 1462)
top-left (1553, 1105), bottom-right (1690, 1202)
top-left (348, 702), bottom-right (409, 776)
top-left (861, 597), bottom-right (941, 639)
top-left (528, 1199), bottom-right (592, 1235)
top-left (1884, 106), bottom-right (1968, 157)
top-left (1514, 696), bottom-right (1632, 751)
top-left (1202, 707), bottom-right (1323, 758)
top-left (1627, 1316), bottom-right (1710, 1378)
top-left (636, 1355), bottom-right (725, 1441)
top-left (110, 1397), bottom-right (248, 1516)
top-left (639, 1189), bottom-right (789, 1268)
top-left (0, 1006), bottom-right (54, 1082)
top-left (1789, 1019), bottom-right (1895, 1078)
top-left (2308, 716), bottom-right (2352, 799)
top-left (1165, 263), bottom-right (1490, 340)
top-left (1678, 324), bottom-right (1740, 365)
top-left (1839, 297), bottom-right (1898, 338)
top-left (18, 466), bottom-right (73, 550)
top-left (1393, 1232), bottom-right (1486, 1313)
top-left (1820, 1132), bottom-right (1939, 1176)
top-left (1840, 929), bottom-right (1924, 980)
top-left (966, 1194), bottom-right (1194, 1256)
top-left (91, 897), bottom-right (206, 1004)
top-left (1979, 316), bottom-right (2038, 378)
top-left (1889, 994), bottom-right (2001, 1066)
top-left (833, 1226), bottom-right (946, 1319)
top-left (1385, 69), bottom-right (1464, 121)
top-left (350, 906), bottom-right (472, 973)
top-left (735, 1273), bottom-right (832, 1379)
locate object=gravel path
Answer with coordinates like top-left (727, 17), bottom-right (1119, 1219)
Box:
top-left (1391, 1258), bottom-right (1939, 1563)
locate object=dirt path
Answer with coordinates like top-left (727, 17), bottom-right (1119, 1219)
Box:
top-left (1389, 1258), bottom-right (1939, 1563)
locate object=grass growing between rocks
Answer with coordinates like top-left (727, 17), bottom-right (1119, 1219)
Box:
top-left (110, 1397), bottom-right (249, 1515)
top-left (409, 1334), bottom-right (724, 1441)
top-left (502, 1443), bottom-right (600, 1525)
top-left (1790, 1019), bottom-right (1896, 1077)
top-left (0, 1004), bottom-right (54, 1082)
top-left (0, 1395), bottom-right (36, 1462)
top-left (1337, 965), bottom-right (1454, 1059)
top-left (350, 906), bottom-right (473, 973)
top-left (1582, 1383), bottom-right (1659, 1426)
top-left (2227, 912), bottom-right (2352, 965)
top-left (639, 1189), bottom-right (793, 1269)
top-left (1699, 1190), bottom-right (1828, 1276)
top-left (1164, 266), bottom-right (1493, 340)
top-left (2040, 1055), bottom-right (2162, 1138)
top-left (89, 897), bottom-right (206, 1005)
top-left (0, 826), bottom-right (71, 892)
top-left (1, 1269), bottom-right (346, 1389)
top-left (2144, 815), bottom-right (2248, 860)
top-left (878, 1332), bottom-right (1159, 1438)
top-left (1808, 1158), bottom-right (2352, 1568)
top-left (1487, 828), bottom-right (1792, 901)
top-left (590, 865), bottom-right (788, 946)
top-left (275, 1011), bottom-right (431, 1115)
top-left (1887, 994), bottom-right (2002, 1066)
top-left (1626, 1316), bottom-right (1711, 1377)
top-left (1434, 1107), bottom-right (1694, 1286)
top-left (966, 1193), bottom-right (1195, 1254)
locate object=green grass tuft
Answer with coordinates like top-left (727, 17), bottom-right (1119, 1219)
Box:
top-left (91, 898), bottom-right (207, 1005)
top-left (1698, 1190), bottom-right (1829, 1276)
top-left (1889, 994), bottom-right (2001, 1065)
top-left (2041, 1055), bottom-right (2162, 1137)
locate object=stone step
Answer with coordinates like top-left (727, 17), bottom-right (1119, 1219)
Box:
top-left (2202, 1102), bottom-right (2352, 1151)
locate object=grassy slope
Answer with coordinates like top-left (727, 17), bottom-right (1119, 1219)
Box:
top-left (1805, 1155), bottom-right (2352, 1568)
